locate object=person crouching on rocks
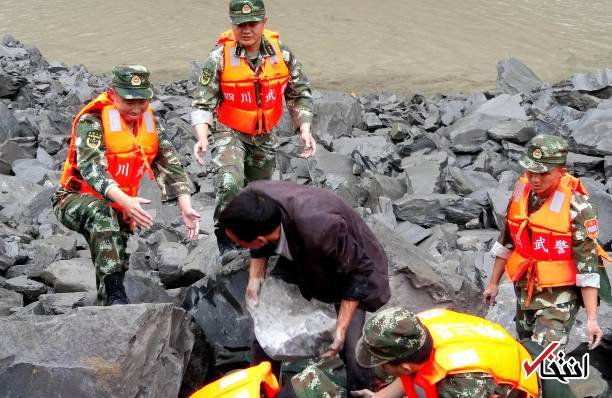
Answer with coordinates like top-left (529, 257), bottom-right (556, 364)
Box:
top-left (53, 64), bottom-right (200, 306)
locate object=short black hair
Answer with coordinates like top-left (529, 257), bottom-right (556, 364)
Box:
top-left (387, 324), bottom-right (434, 366)
top-left (218, 189), bottom-right (281, 242)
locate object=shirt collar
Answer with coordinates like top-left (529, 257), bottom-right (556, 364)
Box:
top-left (235, 36), bottom-right (276, 58)
top-left (275, 223), bottom-right (293, 261)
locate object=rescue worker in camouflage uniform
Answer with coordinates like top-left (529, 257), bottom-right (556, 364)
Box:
top-left (292, 307), bottom-right (539, 398)
top-left (483, 134), bottom-right (611, 351)
top-left (54, 65), bottom-right (200, 305)
top-left (191, 0), bottom-right (315, 263)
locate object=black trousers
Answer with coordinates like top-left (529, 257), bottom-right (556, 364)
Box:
top-left (251, 305), bottom-right (373, 397)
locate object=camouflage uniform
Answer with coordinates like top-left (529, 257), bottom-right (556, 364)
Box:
top-left (53, 66), bottom-right (192, 304)
top-left (292, 308), bottom-right (524, 398)
top-left (492, 135), bottom-right (608, 349)
top-left (190, 5), bottom-right (313, 222)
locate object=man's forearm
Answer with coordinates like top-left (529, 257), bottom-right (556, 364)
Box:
top-left (488, 257), bottom-right (507, 286)
top-left (193, 123), bottom-right (209, 142)
top-left (377, 378), bottom-right (406, 398)
top-left (249, 256), bottom-right (268, 281)
top-left (336, 299), bottom-right (359, 336)
top-left (581, 286), bottom-right (599, 321)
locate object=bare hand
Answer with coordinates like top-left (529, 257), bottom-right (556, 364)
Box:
top-left (193, 139), bottom-right (209, 166)
top-left (123, 196), bottom-right (154, 230)
top-left (587, 319), bottom-right (603, 350)
top-left (350, 389), bottom-right (377, 397)
top-left (483, 283), bottom-right (499, 306)
top-left (298, 125), bottom-right (316, 158)
top-left (245, 277), bottom-right (263, 311)
top-left (181, 207), bottom-right (200, 241)
top-left (321, 328), bottom-right (345, 359)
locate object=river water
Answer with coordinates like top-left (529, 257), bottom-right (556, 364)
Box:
top-left (1, 0), bottom-right (611, 94)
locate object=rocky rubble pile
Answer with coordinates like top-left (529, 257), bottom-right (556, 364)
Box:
top-left (1, 36), bottom-right (611, 397)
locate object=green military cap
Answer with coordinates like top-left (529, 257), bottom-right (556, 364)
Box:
top-left (356, 307), bottom-right (427, 368)
top-left (518, 134), bottom-right (568, 173)
top-left (229, 0), bottom-right (265, 25)
top-left (111, 64), bottom-right (154, 100)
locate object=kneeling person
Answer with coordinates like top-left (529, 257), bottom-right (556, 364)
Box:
top-left (54, 65), bottom-right (200, 305)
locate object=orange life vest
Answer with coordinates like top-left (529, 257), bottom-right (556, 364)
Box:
top-left (59, 92), bottom-right (158, 215)
top-left (400, 309), bottom-right (538, 398)
top-left (190, 361), bottom-right (280, 398)
top-left (216, 29), bottom-right (290, 135)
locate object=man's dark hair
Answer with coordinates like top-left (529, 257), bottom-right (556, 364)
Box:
top-left (218, 190), bottom-right (281, 242)
top-left (388, 324), bottom-right (434, 366)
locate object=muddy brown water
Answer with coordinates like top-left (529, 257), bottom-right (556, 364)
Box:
top-left (2, 0), bottom-right (612, 94)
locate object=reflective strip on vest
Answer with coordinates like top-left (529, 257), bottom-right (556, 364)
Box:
top-left (513, 183), bottom-right (525, 203)
top-left (108, 109), bottom-right (122, 132)
top-left (269, 49), bottom-right (279, 64)
top-left (143, 111), bottom-right (154, 132)
top-left (549, 191), bottom-right (566, 213)
top-left (230, 46), bottom-right (241, 67)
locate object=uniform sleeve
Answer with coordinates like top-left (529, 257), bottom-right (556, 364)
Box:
top-left (74, 113), bottom-right (119, 197)
top-left (570, 192), bottom-right (601, 288)
top-left (190, 46), bottom-right (224, 126)
top-left (437, 373), bottom-right (501, 398)
top-left (279, 41), bottom-right (314, 128)
top-left (151, 120), bottom-right (193, 203)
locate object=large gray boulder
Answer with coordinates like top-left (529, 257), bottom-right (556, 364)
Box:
top-left (394, 194), bottom-right (481, 227)
top-left (0, 287), bottom-right (23, 315)
top-left (312, 90), bottom-right (362, 138)
top-left (37, 292), bottom-right (97, 315)
top-left (571, 68), bottom-right (612, 92)
top-left (441, 113), bottom-right (504, 153)
top-left (0, 304), bottom-right (193, 398)
top-left (487, 119), bottom-right (536, 143)
top-left (308, 148), bottom-right (367, 207)
top-left (250, 277), bottom-right (335, 361)
top-left (444, 166), bottom-right (498, 196)
top-left (474, 94), bottom-right (529, 121)
top-left (401, 151), bottom-right (447, 194)
top-left (40, 258), bottom-right (96, 293)
top-left (3, 275), bottom-right (47, 302)
top-left (568, 108), bottom-right (612, 156)
top-left (496, 58), bottom-right (545, 95)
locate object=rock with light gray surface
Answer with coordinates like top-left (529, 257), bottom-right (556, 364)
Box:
top-left (250, 277), bottom-right (336, 361)
top-left (496, 58), bottom-right (545, 95)
top-left (0, 303), bottom-right (193, 398)
top-left (40, 258), bottom-right (96, 293)
top-left (0, 287), bottom-right (23, 315)
top-left (3, 275), bottom-right (47, 302)
top-left (37, 291), bottom-right (96, 315)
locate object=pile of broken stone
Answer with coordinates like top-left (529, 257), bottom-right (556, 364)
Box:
top-left (0, 35), bottom-right (610, 397)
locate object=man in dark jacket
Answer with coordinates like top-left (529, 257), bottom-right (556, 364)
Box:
top-left (219, 180), bottom-right (390, 394)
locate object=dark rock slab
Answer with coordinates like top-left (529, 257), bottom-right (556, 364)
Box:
top-left (1, 304), bottom-right (193, 398)
top-left (496, 58), bottom-right (545, 95)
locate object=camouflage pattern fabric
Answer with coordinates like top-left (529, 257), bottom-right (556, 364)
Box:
top-left (229, 0), bottom-right (266, 25)
top-left (211, 125), bottom-right (276, 221)
top-left (291, 365), bottom-right (514, 398)
top-left (54, 108), bottom-right (191, 305)
top-left (64, 112), bottom-right (192, 203)
top-left (192, 35), bottom-right (313, 129)
top-left (515, 286), bottom-right (580, 349)
top-left (291, 365), bottom-right (346, 398)
top-left (52, 190), bottom-right (131, 304)
top-left (519, 134), bottom-right (569, 173)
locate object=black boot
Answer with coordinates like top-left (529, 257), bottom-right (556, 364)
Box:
top-left (215, 227), bottom-right (239, 265)
top-left (104, 271), bottom-right (130, 306)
